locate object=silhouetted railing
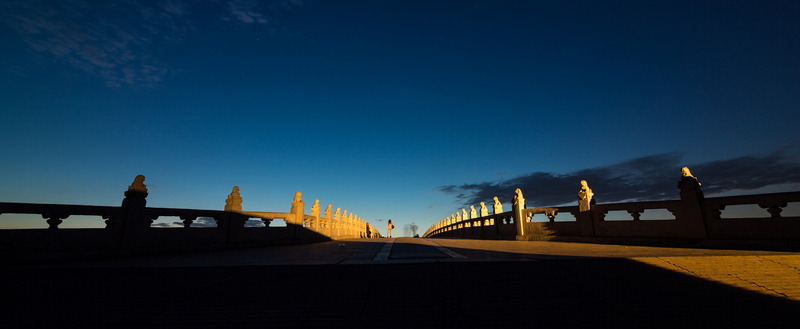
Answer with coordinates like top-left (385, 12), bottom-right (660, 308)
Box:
top-left (0, 175), bottom-right (381, 264)
top-left (424, 168), bottom-right (800, 250)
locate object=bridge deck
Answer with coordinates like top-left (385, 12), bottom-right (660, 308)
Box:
top-left (2, 238), bottom-right (799, 328)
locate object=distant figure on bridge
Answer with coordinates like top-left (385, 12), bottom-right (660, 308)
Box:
top-left (387, 220), bottom-right (394, 238)
top-left (411, 222), bottom-right (418, 237)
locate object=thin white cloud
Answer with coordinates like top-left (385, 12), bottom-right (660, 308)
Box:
top-left (222, 0), bottom-right (305, 26)
top-left (159, 0), bottom-right (188, 16)
top-left (225, 0), bottom-right (269, 24)
top-left (2, 0), bottom-right (304, 87)
top-left (2, 0), bottom-right (187, 87)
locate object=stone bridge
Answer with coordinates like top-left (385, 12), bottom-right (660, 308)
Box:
top-left (0, 175), bottom-right (381, 265)
top-left (425, 167), bottom-right (800, 251)
top-left (2, 171), bottom-right (800, 328)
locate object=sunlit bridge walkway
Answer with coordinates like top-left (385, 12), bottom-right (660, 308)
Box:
top-left (3, 238), bottom-right (800, 328)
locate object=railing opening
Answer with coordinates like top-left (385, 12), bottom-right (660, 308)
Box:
top-left (151, 216), bottom-right (184, 228)
top-left (720, 203), bottom-right (800, 219)
top-left (638, 209), bottom-right (676, 220)
top-left (720, 204), bottom-right (772, 219)
top-left (553, 212), bottom-right (577, 222)
top-left (528, 213), bottom-right (550, 222)
top-left (55, 215), bottom-right (105, 228)
top-left (149, 216), bottom-right (218, 228)
top-left (0, 214), bottom-right (107, 229)
top-left (245, 219), bottom-right (266, 227)
top-left (0, 214), bottom-right (48, 229)
top-left (190, 217), bottom-right (218, 228)
top-left (785, 202), bottom-right (800, 216)
top-left (603, 210), bottom-right (635, 221)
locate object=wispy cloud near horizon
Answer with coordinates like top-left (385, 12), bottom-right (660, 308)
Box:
top-left (437, 147), bottom-right (800, 210)
top-left (151, 216), bottom-right (265, 228)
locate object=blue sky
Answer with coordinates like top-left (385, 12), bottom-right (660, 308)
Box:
top-left (1, 0), bottom-right (799, 233)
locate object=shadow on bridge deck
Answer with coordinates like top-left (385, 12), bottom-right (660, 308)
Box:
top-left (2, 238), bottom-right (798, 328)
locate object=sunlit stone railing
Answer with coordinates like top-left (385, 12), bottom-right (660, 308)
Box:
top-left (0, 175), bottom-right (381, 264)
top-left (424, 167), bottom-right (800, 249)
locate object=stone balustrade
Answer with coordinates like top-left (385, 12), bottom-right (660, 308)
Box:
top-left (0, 175), bottom-right (381, 264)
top-left (424, 168), bottom-right (800, 250)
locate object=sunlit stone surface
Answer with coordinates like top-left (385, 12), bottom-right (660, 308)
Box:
top-left (224, 186), bottom-right (242, 212)
top-left (578, 180), bottom-right (593, 212)
top-left (128, 175), bottom-right (147, 193)
top-left (493, 196), bottom-right (503, 214)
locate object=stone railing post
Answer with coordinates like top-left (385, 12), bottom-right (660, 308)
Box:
top-left (310, 199), bottom-right (321, 233)
top-left (289, 192), bottom-right (305, 240)
top-left (223, 212), bottom-right (249, 244)
top-left (224, 186), bottom-right (242, 212)
top-left (340, 214), bottom-right (345, 238)
top-left (462, 208), bottom-right (469, 236)
top-left (120, 175), bottom-right (150, 248)
top-left (348, 213), bottom-right (354, 238)
top-left (323, 204), bottom-right (333, 237)
top-left (344, 213), bottom-right (350, 238)
top-left (577, 180), bottom-right (596, 236)
top-left (349, 215), bottom-right (354, 238)
top-left (333, 208), bottom-right (341, 238)
top-left (512, 188), bottom-right (526, 239)
top-left (677, 167), bottom-right (708, 239)
top-left (222, 186), bottom-right (248, 244)
top-left (450, 214), bottom-right (455, 236)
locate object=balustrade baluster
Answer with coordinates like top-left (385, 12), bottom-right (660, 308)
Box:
top-left (181, 215), bottom-right (197, 228)
top-left (42, 213), bottom-right (69, 229)
top-left (545, 209), bottom-right (557, 222)
top-left (628, 208), bottom-right (642, 221)
top-left (103, 214), bottom-right (118, 229)
top-left (759, 200), bottom-right (788, 218)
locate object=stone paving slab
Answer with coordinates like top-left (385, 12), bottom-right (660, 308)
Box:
top-left (388, 238), bottom-right (449, 259)
top-left (3, 238), bottom-right (799, 328)
top-left (634, 255), bottom-right (800, 301)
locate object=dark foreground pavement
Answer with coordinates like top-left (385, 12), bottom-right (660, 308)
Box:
top-left (2, 238), bottom-right (799, 328)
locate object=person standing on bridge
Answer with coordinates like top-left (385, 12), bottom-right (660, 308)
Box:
top-left (387, 220), bottom-right (394, 238)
